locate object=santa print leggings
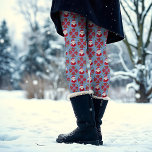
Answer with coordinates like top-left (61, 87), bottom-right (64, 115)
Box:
top-left (60, 11), bottom-right (110, 99)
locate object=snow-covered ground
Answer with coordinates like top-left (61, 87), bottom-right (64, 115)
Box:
top-left (0, 90), bottom-right (152, 152)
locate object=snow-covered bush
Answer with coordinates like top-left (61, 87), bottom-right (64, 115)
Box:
top-left (20, 74), bottom-right (47, 99)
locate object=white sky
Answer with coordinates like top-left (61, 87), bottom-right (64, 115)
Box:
top-left (0, 0), bottom-right (27, 44)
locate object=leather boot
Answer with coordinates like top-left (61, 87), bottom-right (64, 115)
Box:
top-left (92, 98), bottom-right (108, 145)
top-left (56, 91), bottom-right (99, 145)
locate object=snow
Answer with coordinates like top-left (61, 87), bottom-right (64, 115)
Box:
top-left (0, 39), bottom-right (4, 43)
top-left (135, 93), bottom-right (141, 99)
top-left (126, 81), bottom-right (139, 92)
top-left (0, 90), bottom-right (152, 152)
top-left (33, 80), bottom-right (38, 85)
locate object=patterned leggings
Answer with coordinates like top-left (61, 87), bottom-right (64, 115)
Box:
top-left (60, 11), bottom-right (110, 100)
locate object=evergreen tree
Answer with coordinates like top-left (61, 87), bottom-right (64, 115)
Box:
top-left (42, 18), bottom-right (57, 53)
top-left (20, 18), bottom-right (66, 99)
top-left (20, 18), bottom-right (64, 80)
top-left (0, 20), bottom-right (15, 88)
top-left (41, 18), bottom-right (67, 100)
top-left (20, 24), bottom-right (48, 77)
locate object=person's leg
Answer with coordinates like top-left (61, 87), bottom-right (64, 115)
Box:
top-left (86, 20), bottom-right (110, 100)
top-left (56, 11), bottom-right (99, 145)
top-left (86, 20), bottom-right (110, 145)
top-left (59, 11), bottom-right (91, 97)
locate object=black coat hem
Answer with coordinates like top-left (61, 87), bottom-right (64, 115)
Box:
top-left (50, 9), bottom-right (125, 44)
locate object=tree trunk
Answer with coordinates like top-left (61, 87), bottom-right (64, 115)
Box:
top-left (135, 83), bottom-right (150, 103)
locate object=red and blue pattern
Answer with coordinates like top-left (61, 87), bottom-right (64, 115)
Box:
top-left (60, 11), bottom-right (110, 99)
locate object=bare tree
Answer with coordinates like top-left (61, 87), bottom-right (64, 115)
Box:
top-left (17, 0), bottom-right (50, 31)
top-left (112, 0), bottom-right (152, 103)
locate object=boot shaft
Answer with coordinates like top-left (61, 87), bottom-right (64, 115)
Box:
top-left (93, 98), bottom-right (108, 128)
top-left (70, 93), bottom-right (96, 129)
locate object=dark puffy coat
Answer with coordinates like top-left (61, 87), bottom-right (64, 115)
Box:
top-left (50, 0), bottom-right (125, 44)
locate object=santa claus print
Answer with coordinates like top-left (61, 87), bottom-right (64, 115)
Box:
top-left (79, 49), bottom-right (85, 56)
top-left (71, 58), bottom-right (76, 65)
top-left (79, 67), bottom-right (85, 74)
top-left (88, 40), bottom-right (94, 47)
top-left (96, 49), bottom-right (102, 56)
top-left (89, 59), bottom-right (93, 66)
top-left (79, 30), bottom-right (85, 37)
top-left (103, 75), bottom-right (109, 82)
top-left (63, 29), bottom-right (68, 37)
top-left (71, 76), bottom-right (77, 83)
top-left (71, 20), bottom-right (77, 27)
top-left (104, 58), bottom-right (109, 65)
top-left (102, 92), bottom-right (107, 98)
top-left (59, 11), bottom-right (111, 97)
top-left (88, 21), bottom-right (94, 27)
top-left (97, 30), bottom-right (102, 37)
top-left (66, 67), bottom-right (68, 74)
top-left (95, 67), bottom-right (101, 74)
top-left (95, 84), bottom-right (100, 91)
top-left (64, 11), bottom-right (69, 17)
top-left (79, 85), bottom-right (85, 91)
top-left (71, 39), bottom-right (76, 47)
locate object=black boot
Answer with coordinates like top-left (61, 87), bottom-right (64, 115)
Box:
top-left (92, 97), bottom-right (108, 145)
top-left (56, 92), bottom-right (99, 145)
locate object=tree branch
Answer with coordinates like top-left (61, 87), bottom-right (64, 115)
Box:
top-left (124, 0), bottom-right (135, 11)
top-left (130, 43), bottom-right (138, 49)
top-left (120, 1), bottom-right (138, 38)
top-left (114, 43), bottom-right (131, 72)
top-left (123, 36), bottom-right (135, 66)
top-left (113, 71), bottom-right (136, 79)
top-left (145, 49), bottom-right (152, 55)
top-left (144, 16), bottom-right (152, 48)
top-left (142, 3), bottom-right (152, 22)
top-left (147, 86), bottom-right (152, 97)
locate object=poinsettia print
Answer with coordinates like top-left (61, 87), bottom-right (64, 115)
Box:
top-left (60, 11), bottom-right (111, 99)
top-left (60, 11), bottom-right (90, 92)
top-left (86, 20), bottom-right (110, 98)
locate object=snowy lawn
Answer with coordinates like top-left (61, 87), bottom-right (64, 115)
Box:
top-left (0, 90), bottom-right (152, 152)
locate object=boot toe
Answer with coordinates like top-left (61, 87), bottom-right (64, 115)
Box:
top-left (56, 135), bottom-right (65, 143)
top-left (56, 137), bottom-right (63, 143)
top-left (57, 134), bottom-right (65, 138)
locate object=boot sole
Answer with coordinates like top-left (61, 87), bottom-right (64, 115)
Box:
top-left (57, 139), bottom-right (100, 146)
top-left (99, 140), bottom-right (103, 145)
top-left (77, 140), bottom-right (100, 146)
